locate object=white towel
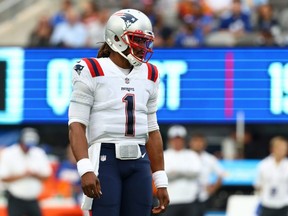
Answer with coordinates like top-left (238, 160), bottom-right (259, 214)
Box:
top-left (80, 142), bottom-right (101, 210)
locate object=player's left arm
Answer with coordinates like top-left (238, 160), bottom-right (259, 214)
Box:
top-left (145, 68), bottom-right (166, 174)
top-left (146, 66), bottom-right (169, 213)
top-left (146, 130), bottom-right (170, 214)
top-left (146, 130), bottom-right (164, 172)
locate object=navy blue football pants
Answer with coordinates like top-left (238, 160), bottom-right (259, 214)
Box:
top-left (91, 143), bottom-right (153, 216)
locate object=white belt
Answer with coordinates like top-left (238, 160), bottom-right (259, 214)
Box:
top-left (115, 141), bottom-right (142, 160)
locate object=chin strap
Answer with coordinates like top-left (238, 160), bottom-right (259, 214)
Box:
top-left (116, 48), bottom-right (142, 67)
top-left (126, 53), bottom-right (142, 67)
top-left (108, 41), bottom-right (142, 67)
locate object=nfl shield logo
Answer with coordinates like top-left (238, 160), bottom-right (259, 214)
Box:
top-left (100, 155), bottom-right (106, 161)
top-left (125, 78), bottom-right (130, 84)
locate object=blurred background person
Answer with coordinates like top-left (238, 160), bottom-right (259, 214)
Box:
top-left (154, 26), bottom-right (175, 47)
top-left (219, 0), bottom-right (256, 45)
top-left (50, 0), bottom-right (74, 28)
top-left (206, 0), bottom-right (253, 46)
top-left (204, 0), bottom-right (232, 17)
top-left (175, 18), bottom-right (201, 47)
top-left (189, 133), bottom-right (225, 216)
top-left (218, 0), bottom-right (252, 42)
top-left (82, 8), bottom-right (109, 47)
top-left (80, 0), bottom-right (99, 24)
top-left (178, 0), bottom-right (214, 46)
top-left (139, 0), bottom-right (168, 47)
top-left (0, 128), bottom-right (52, 216)
top-left (241, 130), bottom-right (269, 159)
top-left (28, 15), bottom-right (53, 47)
top-left (219, 0), bottom-right (251, 32)
top-left (50, 8), bottom-right (88, 48)
top-left (178, 0), bottom-right (213, 19)
top-left (254, 136), bottom-right (288, 216)
top-left (80, 1), bottom-right (109, 47)
top-left (255, 3), bottom-right (282, 46)
top-left (163, 125), bottom-right (201, 216)
top-left (221, 131), bottom-right (238, 160)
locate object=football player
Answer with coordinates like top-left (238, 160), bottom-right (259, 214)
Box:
top-left (68, 8), bottom-right (169, 216)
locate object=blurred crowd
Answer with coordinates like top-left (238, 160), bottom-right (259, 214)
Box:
top-left (27, 0), bottom-right (288, 48)
top-left (0, 127), bottom-right (83, 216)
top-left (0, 124), bottom-right (285, 215)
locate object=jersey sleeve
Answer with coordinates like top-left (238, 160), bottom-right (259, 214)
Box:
top-left (147, 64), bottom-right (160, 115)
top-left (68, 59), bottom-right (95, 126)
top-left (71, 59), bottom-right (95, 94)
top-left (147, 64), bottom-right (160, 131)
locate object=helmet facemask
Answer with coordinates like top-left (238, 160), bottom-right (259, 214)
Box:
top-left (122, 30), bottom-right (154, 64)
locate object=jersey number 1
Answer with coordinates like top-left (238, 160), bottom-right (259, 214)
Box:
top-left (122, 94), bottom-right (135, 136)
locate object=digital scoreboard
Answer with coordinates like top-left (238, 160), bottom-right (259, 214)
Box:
top-left (0, 47), bottom-right (287, 124)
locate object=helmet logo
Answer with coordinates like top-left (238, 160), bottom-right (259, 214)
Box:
top-left (115, 12), bottom-right (138, 28)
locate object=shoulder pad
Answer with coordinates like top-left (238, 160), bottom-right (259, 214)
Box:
top-left (82, 58), bottom-right (105, 77)
top-left (147, 63), bottom-right (159, 82)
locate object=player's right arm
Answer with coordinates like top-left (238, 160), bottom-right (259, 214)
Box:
top-left (68, 59), bottom-right (101, 199)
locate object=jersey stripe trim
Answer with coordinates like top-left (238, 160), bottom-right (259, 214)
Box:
top-left (147, 63), bottom-right (158, 82)
top-left (82, 58), bottom-right (104, 77)
top-left (82, 58), bottom-right (96, 77)
top-left (91, 58), bottom-right (104, 76)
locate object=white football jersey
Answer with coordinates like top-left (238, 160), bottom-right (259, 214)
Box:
top-left (69, 57), bottom-right (159, 145)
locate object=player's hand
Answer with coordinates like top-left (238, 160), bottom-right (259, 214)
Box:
top-left (206, 185), bottom-right (217, 195)
top-left (81, 172), bottom-right (102, 199)
top-left (152, 187), bottom-right (170, 214)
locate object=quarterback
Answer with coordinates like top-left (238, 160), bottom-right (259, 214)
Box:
top-left (68, 9), bottom-right (169, 216)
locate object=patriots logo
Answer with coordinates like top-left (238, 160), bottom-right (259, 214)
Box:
top-left (73, 64), bottom-right (84, 75)
top-left (115, 12), bottom-right (138, 28)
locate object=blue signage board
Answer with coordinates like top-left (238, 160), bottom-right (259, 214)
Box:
top-left (0, 47), bottom-right (287, 124)
top-left (220, 160), bottom-right (259, 186)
